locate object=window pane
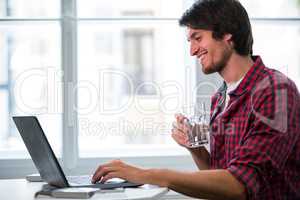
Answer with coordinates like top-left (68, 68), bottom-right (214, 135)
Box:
top-left (252, 20), bottom-right (300, 89)
top-left (78, 21), bottom-right (189, 157)
top-left (0, 90), bottom-right (9, 144)
top-left (78, 0), bottom-right (300, 19)
top-left (0, 0), bottom-right (60, 18)
top-left (78, 0), bottom-right (184, 18)
top-left (240, 0), bottom-right (300, 18)
top-left (0, 22), bottom-right (62, 158)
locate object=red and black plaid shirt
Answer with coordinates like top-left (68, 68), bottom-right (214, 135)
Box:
top-left (209, 56), bottom-right (300, 199)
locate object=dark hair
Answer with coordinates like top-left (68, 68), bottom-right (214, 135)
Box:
top-left (179, 0), bottom-right (253, 56)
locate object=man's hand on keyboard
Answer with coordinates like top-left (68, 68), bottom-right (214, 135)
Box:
top-left (91, 160), bottom-right (148, 185)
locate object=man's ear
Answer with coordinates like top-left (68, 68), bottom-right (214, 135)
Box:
top-left (223, 33), bottom-right (233, 47)
top-left (223, 33), bottom-right (232, 42)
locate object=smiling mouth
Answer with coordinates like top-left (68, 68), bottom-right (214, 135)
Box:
top-left (197, 51), bottom-right (208, 63)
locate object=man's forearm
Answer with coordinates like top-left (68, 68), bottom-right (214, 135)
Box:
top-left (146, 169), bottom-right (246, 200)
top-left (188, 147), bottom-right (210, 170)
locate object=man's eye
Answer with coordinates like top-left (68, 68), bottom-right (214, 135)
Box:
top-left (195, 37), bottom-right (201, 41)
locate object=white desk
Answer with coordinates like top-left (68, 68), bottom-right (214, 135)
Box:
top-left (0, 179), bottom-right (169, 200)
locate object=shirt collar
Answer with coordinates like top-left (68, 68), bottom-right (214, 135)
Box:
top-left (217, 56), bottom-right (266, 97)
top-left (226, 76), bottom-right (244, 94)
top-left (231, 55), bottom-right (266, 96)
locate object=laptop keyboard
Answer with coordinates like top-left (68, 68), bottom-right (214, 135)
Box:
top-left (67, 175), bottom-right (126, 185)
top-left (67, 175), bottom-right (93, 185)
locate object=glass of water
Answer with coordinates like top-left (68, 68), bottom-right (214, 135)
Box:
top-left (181, 102), bottom-right (209, 148)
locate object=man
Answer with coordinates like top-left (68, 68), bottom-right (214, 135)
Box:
top-left (92, 0), bottom-right (300, 199)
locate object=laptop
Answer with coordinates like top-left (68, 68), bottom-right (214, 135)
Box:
top-left (13, 116), bottom-right (142, 189)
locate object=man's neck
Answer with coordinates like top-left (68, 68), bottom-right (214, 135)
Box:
top-left (219, 53), bottom-right (254, 84)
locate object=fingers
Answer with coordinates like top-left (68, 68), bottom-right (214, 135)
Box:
top-left (171, 127), bottom-right (189, 147)
top-left (172, 113), bottom-right (193, 148)
top-left (172, 121), bottom-right (184, 134)
top-left (92, 160), bottom-right (123, 183)
top-left (101, 172), bottom-right (119, 183)
top-left (92, 166), bottom-right (117, 183)
top-left (175, 113), bottom-right (185, 125)
top-left (173, 114), bottom-right (191, 134)
top-left (171, 126), bottom-right (185, 137)
top-left (171, 130), bottom-right (188, 144)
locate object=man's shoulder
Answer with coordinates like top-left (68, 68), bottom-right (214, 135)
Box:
top-left (255, 65), bottom-right (298, 94)
top-left (250, 65), bottom-right (300, 115)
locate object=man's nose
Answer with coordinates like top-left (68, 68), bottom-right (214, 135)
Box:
top-left (190, 42), bottom-right (198, 56)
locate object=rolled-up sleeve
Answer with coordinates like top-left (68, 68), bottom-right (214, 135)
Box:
top-left (227, 131), bottom-right (293, 199)
top-left (226, 135), bottom-right (273, 199)
top-left (227, 163), bottom-right (261, 199)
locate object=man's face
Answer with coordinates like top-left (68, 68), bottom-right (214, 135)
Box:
top-left (187, 27), bottom-right (233, 74)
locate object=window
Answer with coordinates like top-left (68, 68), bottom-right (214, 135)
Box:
top-left (77, 0), bottom-right (192, 158)
top-left (0, 0), bottom-right (60, 18)
top-left (123, 28), bottom-right (155, 95)
top-left (0, 0), bottom-right (195, 178)
top-left (240, 0), bottom-right (300, 18)
top-left (0, 0), bottom-right (299, 179)
top-left (0, 1), bottom-right (62, 159)
top-left (77, 0), bottom-right (184, 18)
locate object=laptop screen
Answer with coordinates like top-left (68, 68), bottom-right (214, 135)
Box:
top-left (13, 116), bottom-right (69, 188)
